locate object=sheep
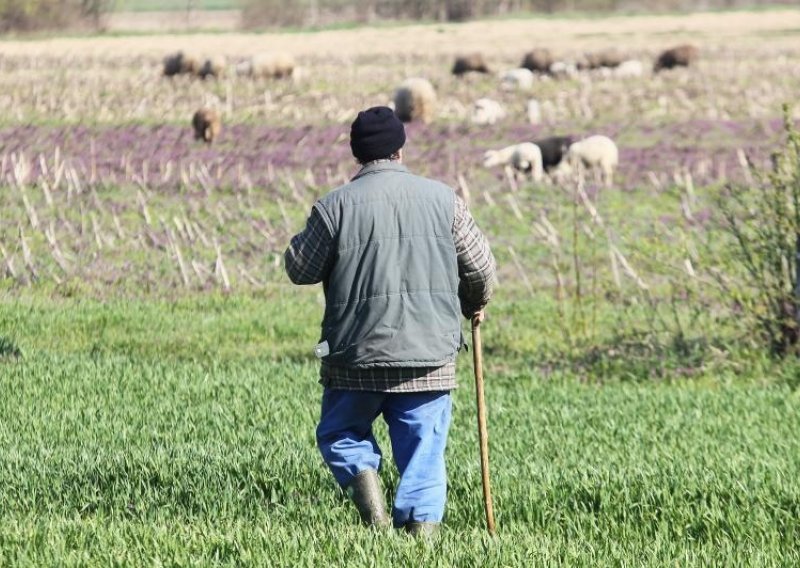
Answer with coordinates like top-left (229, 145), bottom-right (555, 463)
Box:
top-left (163, 51), bottom-right (201, 77)
top-left (612, 59), bottom-right (644, 78)
top-left (483, 145), bottom-right (516, 169)
top-left (533, 136), bottom-right (573, 172)
top-left (192, 108), bottom-right (221, 144)
top-left (526, 99), bottom-right (542, 125)
top-left (482, 143), bottom-right (543, 181)
top-left (471, 98), bottom-right (506, 126)
top-left (511, 143), bottom-right (544, 182)
top-left (521, 48), bottom-right (554, 73)
top-left (163, 53), bottom-right (182, 77)
top-left (394, 78), bottom-right (437, 124)
top-left (653, 44), bottom-right (699, 72)
top-left (578, 48), bottom-right (625, 70)
top-left (179, 53), bottom-right (201, 75)
top-left (500, 68), bottom-right (535, 91)
top-left (556, 135), bottom-right (619, 187)
top-left (452, 53), bottom-right (490, 76)
top-left (198, 56), bottom-right (226, 80)
top-left (548, 61), bottom-right (578, 79)
top-left (597, 49), bottom-right (625, 68)
top-left (237, 53), bottom-right (295, 79)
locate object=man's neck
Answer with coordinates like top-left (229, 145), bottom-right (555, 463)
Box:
top-left (360, 158), bottom-right (400, 168)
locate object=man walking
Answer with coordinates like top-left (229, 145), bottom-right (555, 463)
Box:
top-left (285, 106), bottom-right (495, 536)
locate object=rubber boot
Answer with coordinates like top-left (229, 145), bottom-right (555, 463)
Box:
top-left (348, 469), bottom-right (390, 527)
top-left (404, 521), bottom-right (441, 539)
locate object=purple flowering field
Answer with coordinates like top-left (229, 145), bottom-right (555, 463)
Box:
top-left (0, 117), bottom-right (783, 190)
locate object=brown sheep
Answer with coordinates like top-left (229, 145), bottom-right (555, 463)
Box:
top-left (520, 48), bottom-right (554, 73)
top-left (394, 78), bottom-right (437, 124)
top-left (236, 53), bottom-right (295, 79)
top-left (163, 51), bottom-right (200, 77)
top-left (192, 108), bottom-right (221, 144)
top-left (653, 44), bottom-right (699, 72)
top-left (578, 48), bottom-right (625, 70)
top-left (452, 53), bottom-right (490, 76)
top-left (198, 56), bottom-right (226, 80)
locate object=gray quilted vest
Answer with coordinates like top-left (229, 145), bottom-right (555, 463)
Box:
top-left (314, 161), bottom-right (461, 368)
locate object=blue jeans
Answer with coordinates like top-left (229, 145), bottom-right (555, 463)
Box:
top-left (316, 388), bottom-right (452, 527)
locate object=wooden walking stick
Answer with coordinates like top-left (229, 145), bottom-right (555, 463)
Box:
top-left (472, 311), bottom-right (496, 535)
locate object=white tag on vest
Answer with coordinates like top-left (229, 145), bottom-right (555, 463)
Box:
top-left (314, 340), bottom-right (330, 358)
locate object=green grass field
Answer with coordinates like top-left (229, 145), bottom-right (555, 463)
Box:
top-left (1, 295), bottom-right (799, 565)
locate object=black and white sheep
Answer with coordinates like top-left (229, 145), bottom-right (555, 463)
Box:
top-left (533, 136), bottom-right (574, 172)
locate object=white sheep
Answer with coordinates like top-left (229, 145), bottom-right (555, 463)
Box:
top-left (527, 99), bottom-right (542, 125)
top-left (548, 61), bottom-right (578, 79)
top-left (471, 98), bottom-right (506, 126)
top-left (613, 60), bottom-right (644, 78)
top-left (394, 77), bottom-right (437, 123)
top-left (483, 145), bottom-right (517, 168)
top-left (556, 135), bottom-right (619, 188)
top-left (511, 143), bottom-right (544, 181)
top-left (483, 143), bottom-right (543, 181)
top-left (500, 68), bottom-right (535, 91)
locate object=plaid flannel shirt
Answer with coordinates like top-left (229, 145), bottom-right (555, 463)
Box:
top-left (285, 168), bottom-right (495, 392)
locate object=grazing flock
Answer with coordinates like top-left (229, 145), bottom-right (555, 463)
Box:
top-left (449, 44), bottom-right (695, 187)
top-left (170, 44), bottom-right (698, 187)
top-left (170, 50), bottom-right (297, 144)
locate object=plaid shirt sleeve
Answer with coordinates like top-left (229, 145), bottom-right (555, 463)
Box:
top-left (284, 204), bottom-right (335, 285)
top-left (453, 195), bottom-right (496, 318)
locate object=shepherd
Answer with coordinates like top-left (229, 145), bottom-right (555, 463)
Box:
top-left (285, 106), bottom-right (496, 537)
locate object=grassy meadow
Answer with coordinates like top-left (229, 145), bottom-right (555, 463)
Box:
top-left (1, 9), bottom-right (800, 565)
top-left (2, 294), bottom-right (800, 565)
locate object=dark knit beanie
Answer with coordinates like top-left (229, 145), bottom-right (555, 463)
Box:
top-left (350, 106), bottom-right (406, 163)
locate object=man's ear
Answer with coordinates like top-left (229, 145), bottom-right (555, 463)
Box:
top-left (397, 148), bottom-right (404, 163)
